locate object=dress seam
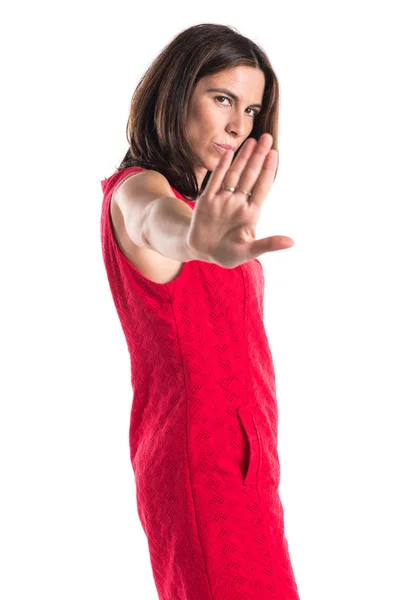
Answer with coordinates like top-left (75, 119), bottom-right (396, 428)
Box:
top-left (167, 276), bottom-right (214, 600)
top-left (240, 263), bottom-right (281, 595)
top-left (239, 265), bottom-right (250, 409)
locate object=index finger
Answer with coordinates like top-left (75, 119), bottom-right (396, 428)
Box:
top-left (204, 138), bottom-right (256, 199)
top-left (248, 148), bottom-right (279, 209)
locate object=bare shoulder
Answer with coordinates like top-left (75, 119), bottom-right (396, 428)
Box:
top-left (110, 169), bottom-right (184, 284)
top-left (113, 169), bottom-right (174, 204)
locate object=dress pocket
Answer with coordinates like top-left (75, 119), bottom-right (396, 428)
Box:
top-left (236, 404), bottom-right (262, 486)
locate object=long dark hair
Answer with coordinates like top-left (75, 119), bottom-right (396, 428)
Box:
top-left (116, 23), bottom-right (280, 200)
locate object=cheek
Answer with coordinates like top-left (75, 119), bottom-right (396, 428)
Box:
top-left (187, 101), bottom-right (218, 147)
top-left (196, 100), bottom-right (216, 123)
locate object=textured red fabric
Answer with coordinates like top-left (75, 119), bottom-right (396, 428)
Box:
top-left (100, 166), bottom-right (300, 599)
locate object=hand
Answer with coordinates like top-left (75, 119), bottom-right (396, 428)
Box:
top-left (186, 133), bottom-right (294, 268)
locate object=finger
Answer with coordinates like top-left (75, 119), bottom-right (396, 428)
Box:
top-left (203, 147), bottom-right (235, 198)
top-left (222, 137), bottom-right (258, 186)
top-left (247, 149), bottom-right (279, 209)
top-left (236, 134), bottom-right (275, 202)
top-left (203, 136), bottom-right (256, 199)
top-left (250, 235), bottom-right (295, 258)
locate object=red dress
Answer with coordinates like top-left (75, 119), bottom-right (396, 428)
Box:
top-left (100, 166), bottom-right (300, 600)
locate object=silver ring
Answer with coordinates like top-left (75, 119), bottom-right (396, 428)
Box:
top-left (237, 188), bottom-right (252, 197)
top-left (222, 185), bottom-right (252, 197)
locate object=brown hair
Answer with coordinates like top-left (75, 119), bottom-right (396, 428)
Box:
top-left (116, 23), bottom-right (280, 200)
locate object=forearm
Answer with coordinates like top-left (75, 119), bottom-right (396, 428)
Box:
top-left (141, 195), bottom-right (210, 263)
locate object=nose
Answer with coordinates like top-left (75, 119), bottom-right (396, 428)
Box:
top-left (225, 112), bottom-right (248, 139)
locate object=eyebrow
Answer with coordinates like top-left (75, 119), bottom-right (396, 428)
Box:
top-left (206, 87), bottom-right (263, 109)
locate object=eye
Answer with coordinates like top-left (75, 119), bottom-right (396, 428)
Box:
top-left (215, 96), bottom-right (259, 118)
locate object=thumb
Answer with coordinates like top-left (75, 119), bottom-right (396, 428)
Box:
top-left (250, 236), bottom-right (295, 257)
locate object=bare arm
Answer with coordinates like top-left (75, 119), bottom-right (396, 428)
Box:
top-left (141, 195), bottom-right (212, 263)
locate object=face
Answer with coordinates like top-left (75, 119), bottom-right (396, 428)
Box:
top-left (185, 65), bottom-right (265, 189)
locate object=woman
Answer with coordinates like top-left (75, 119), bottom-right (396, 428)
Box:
top-left (100, 23), bottom-right (300, 600)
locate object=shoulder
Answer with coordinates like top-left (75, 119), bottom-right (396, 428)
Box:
top-left (115, 168), bottom-right (175, 200)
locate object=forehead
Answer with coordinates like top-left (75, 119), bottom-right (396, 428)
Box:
top-left (195, 65), bottom-right (265, 105)
top-left (199, 66), bottom-right (265, 96)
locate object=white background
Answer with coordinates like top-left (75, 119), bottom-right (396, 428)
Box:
top-left (1, 1), bottom-right (399, 598)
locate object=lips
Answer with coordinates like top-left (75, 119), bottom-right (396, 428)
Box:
top-left (216, 143), bottom-right (236, 151)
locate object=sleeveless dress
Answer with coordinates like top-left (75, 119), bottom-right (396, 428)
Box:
top-left (100, 166), bottom-right (300, 600)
